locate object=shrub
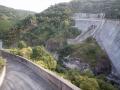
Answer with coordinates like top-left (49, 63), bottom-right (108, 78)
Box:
top-left (18, 41), bottom-right (27, 49)
top-left (18, 47), bottom-right (32, 59)
top-left (0, 57), bottom-right (5, 69)
top-left (42, 55), bottom-right (57, 70)
top-left (80, 77), bottom-right (100, 90)
top-left (64, 69), bottom-right (100, 90)
top-left (81, 69), bottom-right (94, 78)
top-left (97, 79), bottom-right (118, 90)
top-left (32, 46), bottom-right (44, 59)
top-left (10, 48), bottom-right (19, 55)
top-left (64, 69), bottom-right (81, 86)
top-left (32, 46), bottom-right (57, 70)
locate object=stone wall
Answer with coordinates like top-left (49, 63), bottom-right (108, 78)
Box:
top-left (0, 50), bottom-right (80, 90)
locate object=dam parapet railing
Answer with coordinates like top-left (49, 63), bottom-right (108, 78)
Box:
top-left (0, 50), bottom-right (80, 90)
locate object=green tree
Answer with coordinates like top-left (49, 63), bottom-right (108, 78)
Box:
top-left (32, 46), bottom-right (44, 59)
top-left (80, 78), bottom-right (100, 90)
top-left (97, 79), bottom-right (118, 90)
top-left (32, 46), bottom-right (57, 70)
top-left (18, 41), bottom-right (27, 49)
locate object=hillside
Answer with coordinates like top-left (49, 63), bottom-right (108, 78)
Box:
top-left (0, 5), bottom-right (35, 21)
top-left (1, 0), bottom-right (120, 90)
top-left (4, 0), bottom-right (120, 46)
top-left (4, 3), bottom-right (80, 47)
top-left (0, 5), bottom-right (35, 39)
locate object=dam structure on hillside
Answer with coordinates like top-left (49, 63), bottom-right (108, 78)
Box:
top-left (68, 13), bottom-right (120, 82)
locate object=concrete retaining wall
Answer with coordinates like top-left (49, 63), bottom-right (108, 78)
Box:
top-left (1, 50), bottom-right (80, 90)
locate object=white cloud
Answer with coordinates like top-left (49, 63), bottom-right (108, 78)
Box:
top-left (0, 0), bottom-right (71, 12)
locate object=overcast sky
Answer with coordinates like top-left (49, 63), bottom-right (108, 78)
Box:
top-left (0, 0), bottom-right (71, 12)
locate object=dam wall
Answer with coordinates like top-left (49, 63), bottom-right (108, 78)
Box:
top-left (95, 20), bottom-right (120, 77)
top-left (72, 13), bottom-right (105, 32)
top-left (73, 13), bottom-right (105, 19)
top-left (68, 13), bottom-right (120, 78)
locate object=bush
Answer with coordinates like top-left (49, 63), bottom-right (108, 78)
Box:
top-left (10, 48), bottom-right (19, 55)
top-left (81, 69), bottom-right (94, 78)
top-left (42, 55), bottom-right (57, 70)
top-left (64, 69), bottom-right (100, 90)
top-left (32, 46), bottom-right (44, 59)
top-left (0, 57), bottom-right (5, 69)
top-left (18, 47), bottom-right (32, 59)
top-left (18, 41), bottom-right (27, 49)
top-left (32, 46), bottom-right (57, 70)
top-left (97, 79), bottom-right (118, 90)
top-left (80, 77), bottom-right (100, 90)
top-left (64, 69), bottom-right (81, 86)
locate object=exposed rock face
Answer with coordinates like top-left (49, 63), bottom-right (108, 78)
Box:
top-left (63, 56), bottom-right (111, 75)
top-left (63, 57), bottom-right (90, 72)
top-left (68, 13), bottom-right (120, 79)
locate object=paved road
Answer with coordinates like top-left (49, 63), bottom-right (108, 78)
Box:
top-left (1, 56), bottom-right (54, 90)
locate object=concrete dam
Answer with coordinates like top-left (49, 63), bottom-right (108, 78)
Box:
top-left (68, 13), bottom-right (120, 81)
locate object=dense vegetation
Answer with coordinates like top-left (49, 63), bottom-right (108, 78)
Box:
top-left (0, 5), bottom-right (34, 43)
top-left (10, 41), bottom-right (57, 70)
top-left (9, 39), bottom-right (118, 90)
top-left (1, 0), bottom-right (120, 89)
top-left (4, 4), bottom-right (80, 47)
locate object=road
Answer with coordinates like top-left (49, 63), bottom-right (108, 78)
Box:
top-left (1, 55), bottom-right (54, 90)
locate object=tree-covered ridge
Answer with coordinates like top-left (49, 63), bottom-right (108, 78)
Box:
top-left (0, 5), bottom-right (35, 22)
top-left (0, 5), bottom-right (35, 30)
top-left (3, 0), bottom-right (120, 46)
top-left (5, 3), bottom-right (80, 47)
top-left (0, 5), bottom-right (35, 41)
